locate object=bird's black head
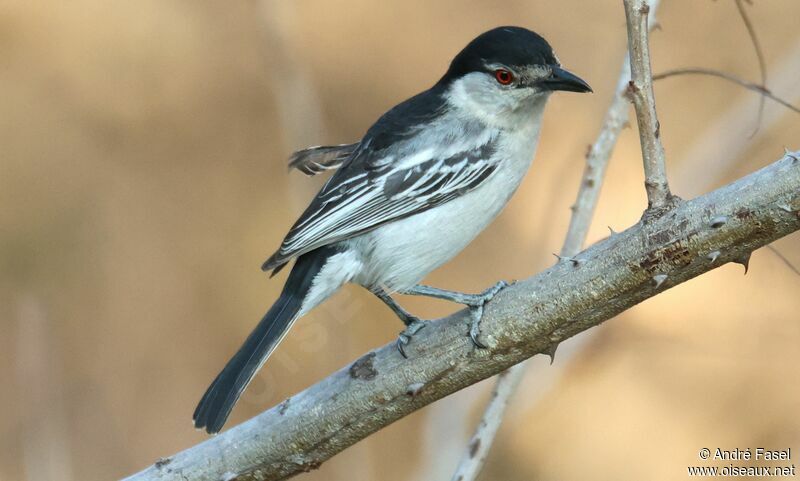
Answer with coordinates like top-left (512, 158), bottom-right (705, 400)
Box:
top-left (438, 26), bottom-right (591, 94)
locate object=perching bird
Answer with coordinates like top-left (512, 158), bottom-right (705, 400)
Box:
top-left (193, 26), bottom-right (591, 433)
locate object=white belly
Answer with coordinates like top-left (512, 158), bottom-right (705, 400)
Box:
top-left (349, 129), bottom-right (539, 292)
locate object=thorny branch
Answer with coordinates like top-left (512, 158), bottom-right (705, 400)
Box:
top-left (449, 2), bottom-right (663, 479)
top-left (124, 149), bottom-right (800, 481)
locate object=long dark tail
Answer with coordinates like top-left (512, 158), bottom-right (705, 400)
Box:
top-left (193, 245), bottom-right (340, 434)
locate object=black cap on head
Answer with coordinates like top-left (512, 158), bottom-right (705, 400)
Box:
top-left (440, 26), bottom-right (558, 83)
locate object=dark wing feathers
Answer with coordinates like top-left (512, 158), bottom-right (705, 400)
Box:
top-left (381, 143), bottom-right (496, 200)
top-left (263, 85), bottom-right (498, 273)
top-left (287, 143), bottom-right (359, 176)
top-left (262, 141), bottom-right (497, 273)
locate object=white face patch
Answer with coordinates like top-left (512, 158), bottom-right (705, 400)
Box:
top-left (446, 68), bottom-right (550, 128)
top-left (521, 65), bottom-right (552, 83)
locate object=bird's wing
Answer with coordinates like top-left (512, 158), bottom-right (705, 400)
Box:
top-left (262, 136), bottom-right (499, 273)
top-left (287, 143), bottom-right (359, 176)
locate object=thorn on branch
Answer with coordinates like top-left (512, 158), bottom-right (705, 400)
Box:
top-left (405, 382), bottom-right (425, 398)
top-left (652, 273), bottom-right (668, 289)
top-left (544, 343), bottom-right (559, 364)
top-left (734, 253), bottom-right (752, 274)
top-left (644, 179), bottom-right (659, 190)
top-left (553, 254), bottom-right (581, 266)
top-left (608, 226), bottom-right (619, 236)
top-left (710, 215), bottom-right (728, 228)
top-left (706, 251), bottom-right (721, 263)
top-left (469, 438), bottom-right (481, 458)
top-left (625, 80), bottom-right (640, 100)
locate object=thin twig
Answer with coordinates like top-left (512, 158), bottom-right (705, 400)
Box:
top-left (624, 0), bottom-right (674, 211)
top-left (561, 48), bottom-right (644, 255)
top-left (734, 0), bottom-right (767, 136)
top-left (674, 40), bottom-right (800, 197)
top-left (766, 244), bottom-right (800, 277)
top-left (653, 68), bottom-right (800, 115)
top-left (449, 3), bottom-right (663, 479)
top-left (449, 367), bottom-right (525, 481)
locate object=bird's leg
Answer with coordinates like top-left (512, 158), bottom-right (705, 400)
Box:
top-left (371, 288), bottom-right (426, 358)
top-left (402, 281), bottom-right (509, 348)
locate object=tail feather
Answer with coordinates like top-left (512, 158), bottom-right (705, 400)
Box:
top-left (193, 245), bottom-right (342, 433)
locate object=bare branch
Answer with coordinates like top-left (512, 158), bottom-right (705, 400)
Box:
top-left (624, 0), bottom-right (674, 211)
top-left (561, 65), bottom-right (638, 256)
top-left (653, 68), bottom-right (800, 115)
top-left (449, 366), bottom-right (524, 481)
top-left (674, 40), bottom-right (800, 197)
top-left (734, 0), bottom-right (767, 135)
top-left (124, 150), bottom-right (800, 481)
top-left (766, 244), bottom-right (800, 277)
top-left (449, 3), bottom-right (664, 479)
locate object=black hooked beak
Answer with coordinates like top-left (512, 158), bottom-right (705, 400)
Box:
top-left (541, 66), bottom-right (592, 93)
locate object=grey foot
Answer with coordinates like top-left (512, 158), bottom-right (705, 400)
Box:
top-left (472, 280), bottom-right (509, 305)
top-left (401, 280), bottom-right (511, 350)
top-left (468, 305), bottom-right (487, 348)
top-left (466, 281), bottom-right (509, 348)
top-left (396, 319), bottom-right (427, 358)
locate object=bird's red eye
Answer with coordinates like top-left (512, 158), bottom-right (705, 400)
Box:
top-left (494, 69), bottom-right (513, 85)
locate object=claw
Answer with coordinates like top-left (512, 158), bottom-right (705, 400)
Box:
top-left (401, 281), bottom-right (510, 351)
top-left (396, 337), bottom-right (409, 358)
top-left (466, 281), bottom-right (509, 348)
top-left (468, 306), bottom-right (488, 349)
top-left (396, 320), bottom-right (426, 358)
top-left (477, 280), bottom-right (509, 303)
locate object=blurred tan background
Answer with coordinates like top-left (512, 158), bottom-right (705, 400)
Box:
top-left (1, 1), bottom-right (799, 480)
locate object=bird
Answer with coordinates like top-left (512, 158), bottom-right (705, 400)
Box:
top-left (193, 25), bottom-right (591, 434)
